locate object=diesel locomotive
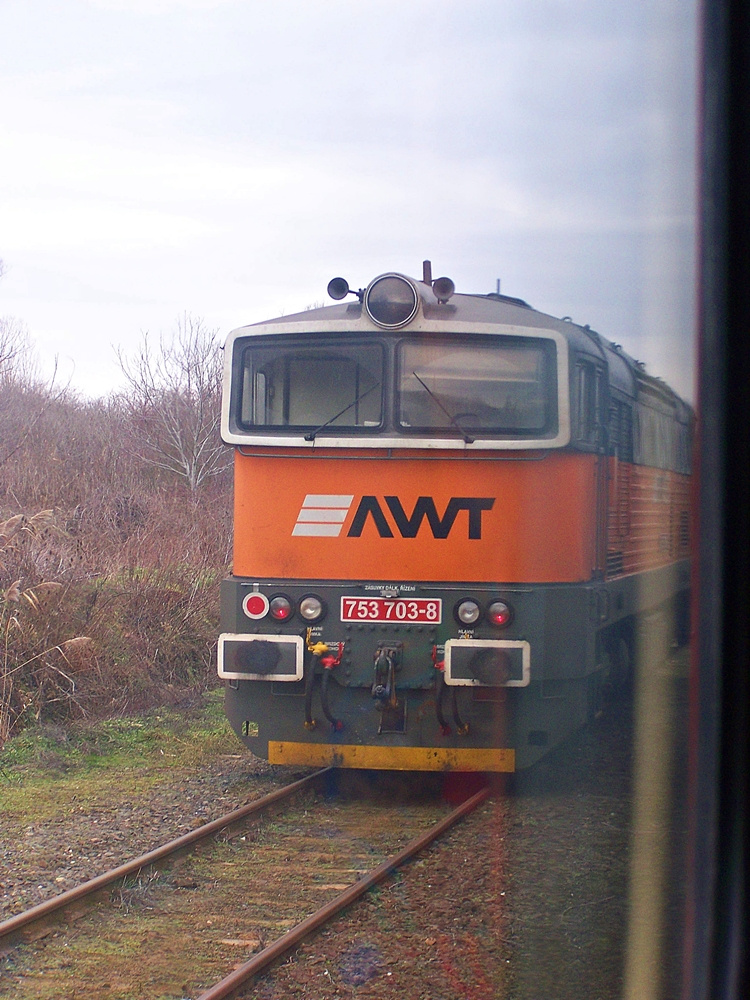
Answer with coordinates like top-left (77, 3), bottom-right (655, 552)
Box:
top-left (218, 263), bottom-right (692, 771)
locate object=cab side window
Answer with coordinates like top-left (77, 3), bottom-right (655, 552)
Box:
top-left (575, 361), bottom-right (603, 448)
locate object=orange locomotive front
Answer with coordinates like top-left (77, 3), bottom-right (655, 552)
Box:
top-left (219, 266), bottom-right (692, 771)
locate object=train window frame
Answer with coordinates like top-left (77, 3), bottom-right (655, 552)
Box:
top-left (574, 360), bottom-right (605, 450)
top-left (222, 322), bottom-right (572, 450)
top-left (394, 333), bottom-right (559, 440)
top-left (235, 336), bottom-right (387, 435)
top-left (631, 399), bottom-right (693, 474)
top-left (688, 3), bottom-right (750, 997)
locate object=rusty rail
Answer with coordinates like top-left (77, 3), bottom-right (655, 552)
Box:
top-left (0, 769), bottom-right (328, 944)
top-left (195, 784), bottom-right (491, 1000)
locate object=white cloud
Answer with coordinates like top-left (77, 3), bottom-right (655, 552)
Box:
top-left (0, 0), bottom-right (699, 401)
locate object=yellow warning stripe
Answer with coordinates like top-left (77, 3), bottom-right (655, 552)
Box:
top-left (268, 741), bottom-right (515, 772)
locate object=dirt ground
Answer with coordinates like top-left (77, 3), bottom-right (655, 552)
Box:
top-left (0, 651), bottom-right (690, 1000)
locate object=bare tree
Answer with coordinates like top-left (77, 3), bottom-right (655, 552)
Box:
top-left (116, 315), bottom-right (230, 492)
top-left (0, 317), bottom-right (33, 383)
top-left (0, 319), bottom-right (63, 478)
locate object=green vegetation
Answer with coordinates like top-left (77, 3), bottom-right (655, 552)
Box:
top-left (0, 691), bottom-right (234, 820)
top-left (1, 690), bottom-right (226, 771)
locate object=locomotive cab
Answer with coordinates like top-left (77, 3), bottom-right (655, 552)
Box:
top-left (219, 267), bottom-right (691, 771)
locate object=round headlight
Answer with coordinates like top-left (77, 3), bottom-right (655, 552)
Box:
top-left (487, 600), bottom-right (513, 627)
top-left (299, 595), bottom-right (325, 621)
top-left (364, 274), bottom-right (419, 329)
top-left (269, 595), bottom-right (294, 621)
top-left (456, 599), bottom-right (481, 625)
top-left (242, 592), bottom-right (269, 620)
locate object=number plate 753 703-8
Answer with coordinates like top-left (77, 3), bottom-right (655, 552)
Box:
top-left (340, 597), bottom-right (442, 624)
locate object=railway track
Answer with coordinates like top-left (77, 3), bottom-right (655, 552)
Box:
top-left (0, 769), bottom-right (324, 950)
top-left (0, 772), bottom-right (490, 999)
top-left (196, 784), bottom-right (489, 1000)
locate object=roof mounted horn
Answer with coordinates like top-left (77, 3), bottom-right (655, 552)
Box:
top-left (327, 277), bottom-right (364, 302)
top-left (422, 259), bottom-right (454, 303)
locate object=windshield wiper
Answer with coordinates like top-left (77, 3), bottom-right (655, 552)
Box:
top-left (411, 371), bottom-right (475, 444)
top-left (304, 382), bottom-right (381, 441)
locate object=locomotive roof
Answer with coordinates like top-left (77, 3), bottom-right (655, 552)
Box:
top-left (236, 284), bottom-right (605, 356)
top-left (230, 273), bottom-right (688, 411)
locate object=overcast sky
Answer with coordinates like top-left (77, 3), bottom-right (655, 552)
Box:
top-left (0, 0), bottom-right (699, 400)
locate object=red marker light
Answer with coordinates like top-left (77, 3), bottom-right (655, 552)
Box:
top-left (269, 596), bottom-right (293, 621)
top-left (487, 601), bottom-right (513, 627)
top-left (242, 592), bottom-right (269, 619)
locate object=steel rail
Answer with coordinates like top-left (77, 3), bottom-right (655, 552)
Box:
top-left (0, 769), bottom-right (328, 943)
top-left (195, 783), bottom-right (491, 1000)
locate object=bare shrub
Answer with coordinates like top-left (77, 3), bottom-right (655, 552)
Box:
top-left (0, 515), bottom-right (96, 744)
top-left (0, 316), bottom-right (34, 382)
top-left (116, 315), bottom-right (231, 492)
top-left (0, 510), bottom-right (85, 581)
top-left (0, 512), bottom-right (220, 742)
top-left (58, 567), bottom-right (220, 718)
top-left (0, 316), bottom-right (232, 738)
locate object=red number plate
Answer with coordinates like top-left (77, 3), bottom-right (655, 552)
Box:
top-left (340, 597), bottom-right (442, 624)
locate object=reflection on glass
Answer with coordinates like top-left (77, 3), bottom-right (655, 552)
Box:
top-left (239, 341), bottom-right (383, 430)
top-left (398, 338), bottom-right (556, 434)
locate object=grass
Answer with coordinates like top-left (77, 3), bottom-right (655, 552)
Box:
top-left (0, 689), bottom-right (236, 821)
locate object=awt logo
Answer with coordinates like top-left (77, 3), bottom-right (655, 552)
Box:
top-left (292, 494), bottom-right (495, 540)
top-left (292, 495), bottom-right (354, 537)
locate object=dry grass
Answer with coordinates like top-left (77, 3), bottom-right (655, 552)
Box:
top-left (0, 510), bottom-right (224, 744)
top-left (0, 366), bottom-right (232, 744)
top-left (0, 515), bottom-right (96, 743)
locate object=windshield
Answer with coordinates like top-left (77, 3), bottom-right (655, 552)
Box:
top-left (397, 337), bottom-right (557, 435)
top-left (239, 340), bottom-right (384, 431)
